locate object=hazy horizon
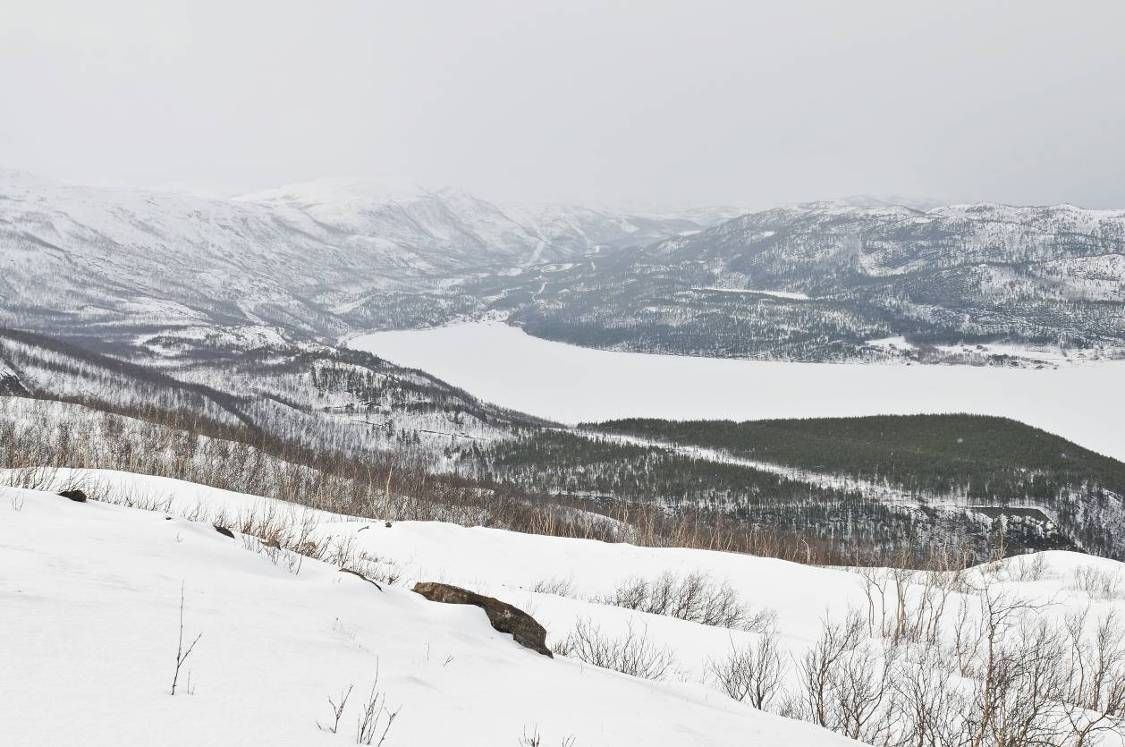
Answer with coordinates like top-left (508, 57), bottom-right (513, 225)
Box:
top-left (4, 1), bottom-right (1124, 209)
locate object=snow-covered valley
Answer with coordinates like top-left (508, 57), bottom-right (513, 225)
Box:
top-left (349, 322), bottom-right (1125, 461)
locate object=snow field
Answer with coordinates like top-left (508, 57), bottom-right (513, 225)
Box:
top-left (0, 477), bottom-right (862, 747)
top-left (5, 469), bottom-right (1125, 744)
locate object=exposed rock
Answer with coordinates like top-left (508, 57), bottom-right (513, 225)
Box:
top-left (213, 525), bottom-right (235, 539)
top-left (58, 489), bottom-right (87, 503)
top-left (412, 581), bottom-right (552, 657)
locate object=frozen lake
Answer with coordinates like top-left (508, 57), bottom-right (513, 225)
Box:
top-left (348, 322), bottom-right (1125, 461)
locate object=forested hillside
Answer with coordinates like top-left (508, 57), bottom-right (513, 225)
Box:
top-left (4, 321), bottom-right (1124, 564)
top-left (559, 415), bottom-right (1125, 561)
top-left (592, 414), bottom-right (1125, 501)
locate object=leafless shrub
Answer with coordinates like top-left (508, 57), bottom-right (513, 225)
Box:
top-left (329, 535), bottom-right (403, 587)
top-left (241, 535), bottom-right (305, 575)
top-left (1059, 608), bottom-right (1125, 745)
top-left (1070, 565), bottom-right (1123, 600)
top-left (354, 664), bottom-right (399, 746)
top-left (949, 593), bottom-right (979, 678)
top-left (552, 618), bottom-right (678, 681)
top-left (793, 610), bottom-right (899, 743)
top-left (349, 552), bottom-right (405, 587)
top-left (530, 577), bottom-right (575, 596)
top-left (316, 684), bottom-right (354, 734)
top-left (8, 491), bottom-right (23, 511)
top-left (170, 582), bottom-right (202, 696)
top-left (236, 504), bottom-right (289, 549)
top-left (967, 616), bottom-right (1066, 747)
top-left (598, 571), bottom-right (757, 629)
top-left (775, 574), bottom-right (1125, 747)
top-left (328, 533), bottom-right (361, 568)
top-left (1008, 552), bottom-right (1051, 582)
top-left (707, 628), bottom-right (786, 709)
top-left (519, 727), bottom-right (576, 746)
top-left (0, 464), bottom-right (60, 491)
top-left (184, 502), bottom-right (210, 522)
top-left (947, 604), bottom-right (1125, 747)
top-left (859, 564), bottom-right (966, 646)
top-left (888, 644), bottom-right (964, 746)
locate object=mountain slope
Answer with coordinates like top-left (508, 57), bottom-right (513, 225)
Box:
top-left (503, 201), bottom-right (1125, 361)
top-left (4, 171), bottom-right (1124, 362)
top-left (6, 322), bottom-right (1125, 564)
top-left (0, 170), bottom-right (721, 338)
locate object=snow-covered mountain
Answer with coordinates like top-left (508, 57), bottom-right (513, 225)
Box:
top-left (650, 201), bottom-right (1125, 290)
top-left (3, 169), bottom-right (1124, 362)
top-left (240, 178), bottom-right (728, 267)
top-left (0, 170), bottom-right (724, 336)
top-left (505, 200), bottom-right (1125, 361)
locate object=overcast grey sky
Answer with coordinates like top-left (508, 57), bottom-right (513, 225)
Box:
top-left (2, 1), bottom-right (1123, 209)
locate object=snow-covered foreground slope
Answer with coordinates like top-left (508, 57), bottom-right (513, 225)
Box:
top-left (0, 481), bottom-right (861, 747)
top-left (5, 469), bottom-right (1125, 746)
top-left (349, 321), bottom-right (1125, 461)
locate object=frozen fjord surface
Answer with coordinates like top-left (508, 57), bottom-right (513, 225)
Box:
top-left (349, 322), bottom-right (1125, 461)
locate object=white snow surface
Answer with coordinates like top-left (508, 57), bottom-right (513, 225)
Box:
top-left (7, 470), bottom-right (1125, 745)
top-left (0, 476), bottom-right (864, 747)
top-left (7, 471), bottom-right (1125, 745)
top-left (691, 287), bottom-right (812, 300)
top-left (347, 322), bottom-right (1125, 460)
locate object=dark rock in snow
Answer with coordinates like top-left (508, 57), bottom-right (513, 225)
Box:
top-left (58, 489), bottom-right (87, 503)
top-left (412, 581), bottom-right (552, 657)
top-left (213, 525), bottom-right (235, 539)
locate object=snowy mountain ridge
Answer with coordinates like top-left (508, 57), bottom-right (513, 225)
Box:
top-left (3, 168), bottom-right (1124, 361)
top-left (0, 170), bottom-right (730, 336)
top-left (502, 198), bottom-right (1125, 361)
